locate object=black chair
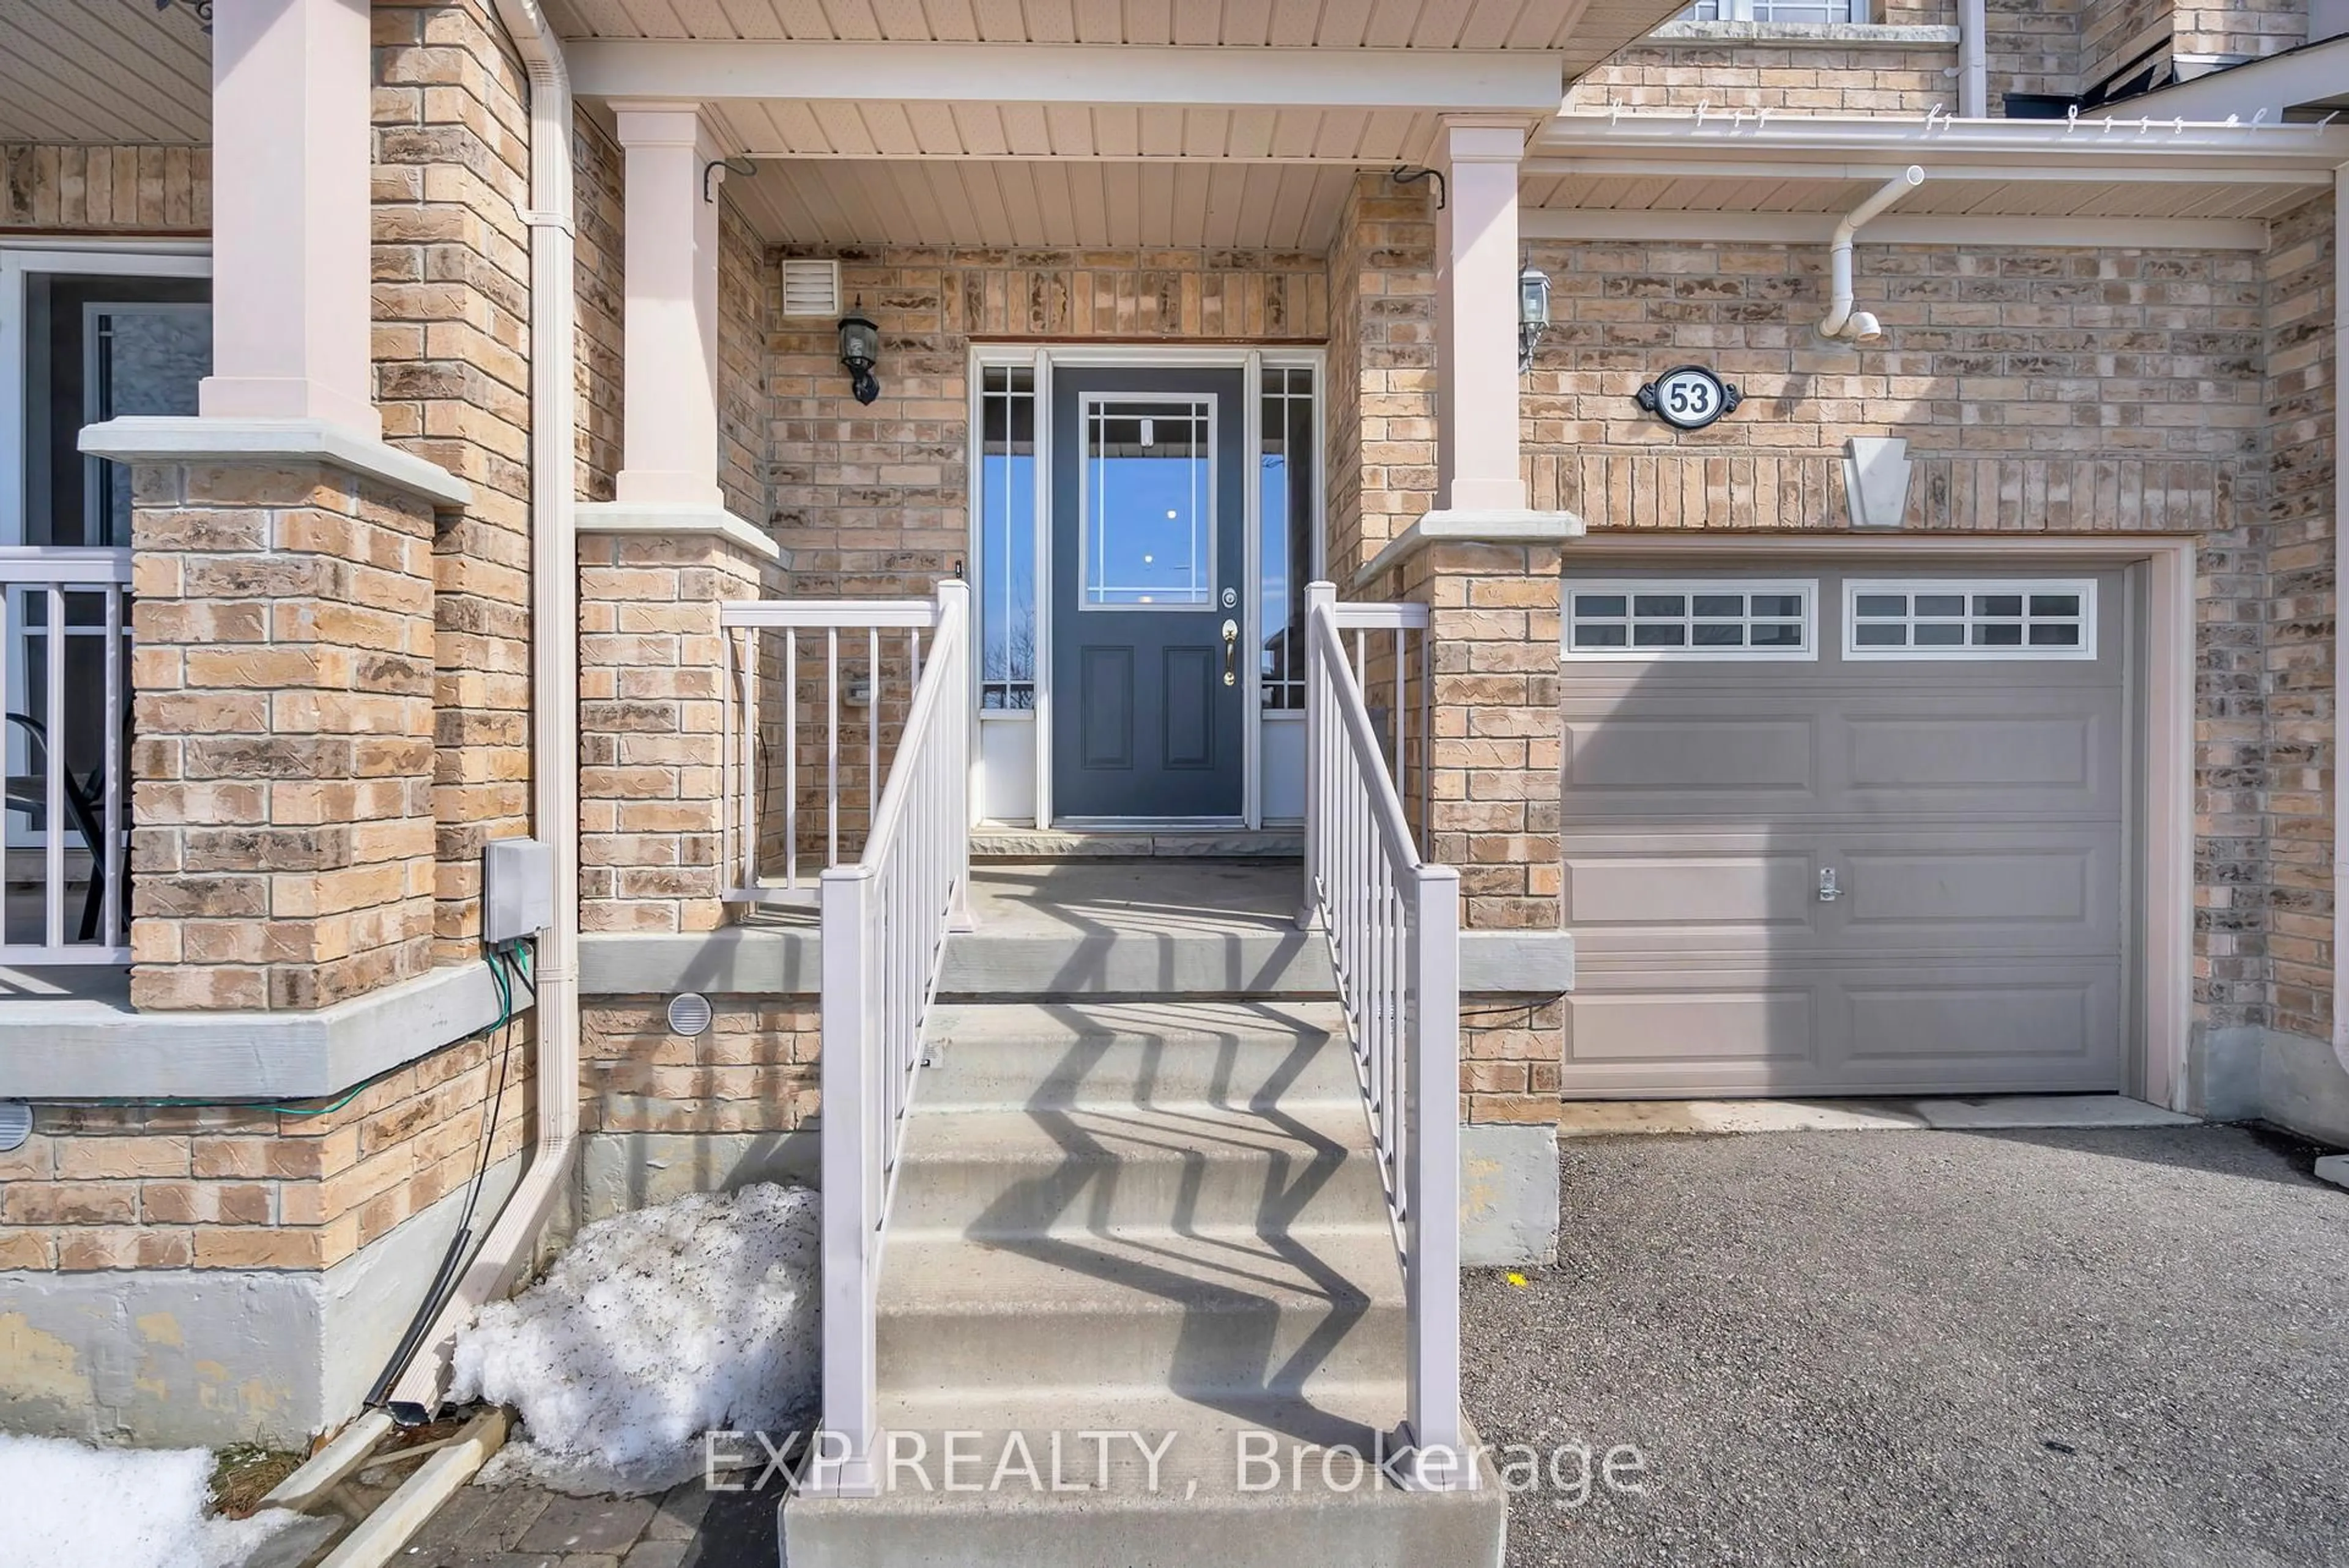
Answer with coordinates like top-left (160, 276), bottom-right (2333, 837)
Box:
top-left (2, 714), bottom-right (114, 944)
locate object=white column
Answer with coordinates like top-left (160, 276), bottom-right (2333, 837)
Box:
top-left (198, 0), bottom-right (377, 434)
top-left (613, 104), bottom-right (725, 509)
top-left (1433, 117), bottom-right (1531, 516)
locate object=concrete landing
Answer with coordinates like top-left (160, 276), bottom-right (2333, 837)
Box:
top-left (972, 828), bottom-right (1304, 859)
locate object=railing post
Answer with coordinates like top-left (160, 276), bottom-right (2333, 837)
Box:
top-left (815, 864), bottom-right (881, 1497)
top-left (1297, 580), bottom-right (1337, 930)
top-left (1406, 860), bottom-right (1466, 1488)
top-left (936, 577), bottom-right (977, 933)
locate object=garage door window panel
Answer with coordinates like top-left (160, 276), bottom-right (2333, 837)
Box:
top-left (1846, 580), bottom-right (2095, 659)
top-left (1566, 581), bottom-right (1816, 660)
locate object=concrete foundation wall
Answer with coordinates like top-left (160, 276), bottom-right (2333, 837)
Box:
top-left (0, 1155), bottom-right (519, 1446)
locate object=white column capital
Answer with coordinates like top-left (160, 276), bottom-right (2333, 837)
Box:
top-left (610, 101), bottom-right (714, 147)
top-left (1434, 115), bottom-right (1538, 164)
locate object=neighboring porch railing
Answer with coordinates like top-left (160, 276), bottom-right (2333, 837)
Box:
top-left (718, 596), bottom-right (948, 905)
top-left (809, 579), bottom-right (973, 1496)
top-left (1299, 580), bottom-right (1469, 1491)
top-left (0, 548), bottom-right (132, 966)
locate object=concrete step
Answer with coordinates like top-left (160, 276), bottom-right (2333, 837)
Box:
top-left (922, 1000), bottom-right (1358, 1111)
top-left (971, 830), bottom-right (1304, 860)
top-left (875, 1225), bottom-right (1405, 1398)
top-left (888, 1103), bottom-right (1391, 1238)
top-left (784, 1390), bottom-right (1508, 1568)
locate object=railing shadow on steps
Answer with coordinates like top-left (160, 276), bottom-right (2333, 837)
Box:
top-left (743, 580), bottom-right (972, 1499)
top-left (1299, 580), bottom-right (1472, 1492)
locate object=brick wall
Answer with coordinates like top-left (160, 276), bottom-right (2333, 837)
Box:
top-left (2173, 0), bottom-right (2306, 61)
top-left (2081, 0), bottom-right (2172, 91)
top-left (769, 245), bottom-right (1329, 594)
top-left (581, 996), bottom-right (818, 1136)
top-left (128, 461), bottom-right (440, 1010)
top-left (0, 1024), bottom-right (530, 1273)
top-left (720, 199), bottom-right (768, 526)
top-left (1324, 175), bottom-right (1438, 585)
top-left (578, 531), bottom-right (779, 933)
top-left (2257, 193), bottom-right (2336, 1041)
top-left (373, 0), bottom-right (536, 961)
top-left (1519, 238), bottom-right (2260, 530)
top-left (1, 144), bottom-right (210, 232)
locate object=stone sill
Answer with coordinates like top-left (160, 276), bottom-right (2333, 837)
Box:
top-left (0, 960), bottom-right (528, 1100)
top-left (1641, 20), bottom-right (1962, 45)
top-left (574, 501), bottom-right (788, 566)
top-left (77, 416), bottom-right (473, 512)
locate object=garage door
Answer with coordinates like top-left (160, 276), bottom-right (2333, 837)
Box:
top-left (1558, 564), bottom-right (2131, 1098)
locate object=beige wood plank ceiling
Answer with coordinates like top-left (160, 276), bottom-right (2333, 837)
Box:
top-left (0, 0), bottom-right (211, 143)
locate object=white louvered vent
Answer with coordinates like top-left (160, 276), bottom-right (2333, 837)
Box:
top-left (781, 258), bottom-right (842, 318)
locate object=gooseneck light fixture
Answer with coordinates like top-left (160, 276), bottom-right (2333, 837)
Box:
top-left (1517, 262), bottom-right (1552, 374)
top-left (837, 309), bottom-right (881, 405)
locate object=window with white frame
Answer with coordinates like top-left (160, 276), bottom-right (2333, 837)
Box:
top-left (1843, 580), bottom-right (2097, 659)
top-left (1684, 0), bottom-right (1867, 21)
top-left (1565, 580), bottom-right (1817, 660)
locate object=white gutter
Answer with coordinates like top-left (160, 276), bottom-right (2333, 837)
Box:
top-left (2334, 163), bottom-right (2349, 1081)
top-left (1957, 0), bottom-right (1987, 118)
top-left (384, 0), bottom-right (580, 1422)
top-left (1818, 165), bottom-right (1921, 342)
top-left (1534, 110), bottom-right (2349, 159)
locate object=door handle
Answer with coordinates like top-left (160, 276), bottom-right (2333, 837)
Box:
top-left (1221, 619), bottom-right (1238, 687)
top-left (1818, 867), bottom-right (1841, 903)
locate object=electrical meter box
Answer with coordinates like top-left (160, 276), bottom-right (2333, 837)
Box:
top-left (482, 837), bottom-right (554, 945)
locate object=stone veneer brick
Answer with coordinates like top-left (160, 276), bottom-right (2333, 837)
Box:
top-left (1, 143), bottom-right (210, 232)
top-left (579, 531), bottom-right (782, 933)
top-left (0, 1024), bottom-right (530, 1273)
top-left (373, 0), bottom-right (536, 960)
top-left (128, 461), bottom-right (439, 1011)
top-left (1324, 174), bottom-right (1439, 586)
top-left (581, 996), bottom-right (819, 1134)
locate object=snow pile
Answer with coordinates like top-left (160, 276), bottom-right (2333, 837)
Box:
top-left (451, 1182), bottom-right (821, 1495)
top-left (0, 1434), bottom-right (301, 1568)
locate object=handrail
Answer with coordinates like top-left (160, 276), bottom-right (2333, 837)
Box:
top-left (811, 578), bottom-right (972, 1498)
top-left (1298, 579), bottom-right (1468, 1492)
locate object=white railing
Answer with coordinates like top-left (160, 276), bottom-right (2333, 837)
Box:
top-left (718, 596), bottom-right (947, 904)
top-left (1298, 579), bottom-right (1468, 1491)
top-left (0, 548), bottom-right (131, 965)
top-left (810, 579), bottom-right (973, 1498)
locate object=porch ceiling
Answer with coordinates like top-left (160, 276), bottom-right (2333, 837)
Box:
top-left (729, 157), bottom-right (1360, 248)
top-left (547, 0), bottom-right (1672, 76)
top-left (703, 99), bottom-right (1452, 164)
top-left (0, 0), bottom-right (210, 144)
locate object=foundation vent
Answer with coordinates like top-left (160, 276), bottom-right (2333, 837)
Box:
top-left (781, 258), bottom-right (843, 318)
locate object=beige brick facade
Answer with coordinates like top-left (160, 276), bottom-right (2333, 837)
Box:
top-left (1325, 176), bottom-right (1439, 585)
top-left (578, 530), bottom-right (781, 933)
top-left (0, 1024), bottom-right (529, 1274)
top-left (128, 460), bottom-right (440, 1011)
top-left (581, 996), bottom-right (819, 1136)
top-left (373, 0), bottom-right (538, 960)
top-left (1, 143), bottom-right (210, 233)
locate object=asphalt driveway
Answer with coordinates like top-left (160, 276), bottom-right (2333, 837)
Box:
top-left (1463, 1125), bottom-right (2349, 1568)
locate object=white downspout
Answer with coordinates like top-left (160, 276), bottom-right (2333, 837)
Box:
top-left (2333, 164), bottom-right (2349, 1078)
top-left (385, 0), bottom-right (581, 1422)
top-left (1818, 166), bottom-right (1924, 341)
top-left (1957, 0), bottom-right (1989, 119)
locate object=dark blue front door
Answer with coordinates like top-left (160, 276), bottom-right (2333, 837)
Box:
top-left (1049, 366), bottom-right (1247, 822)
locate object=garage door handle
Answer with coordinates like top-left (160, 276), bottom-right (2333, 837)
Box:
top-left (1818, 867), bottom-right (1841, 902)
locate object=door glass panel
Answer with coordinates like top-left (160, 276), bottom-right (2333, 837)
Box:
top-left (1083, 397), bottom-right (1214, 609)
top-left (978, 367), bottom-right (1037, 709)
top-left (1259, 366), bottom-right (1316, 711)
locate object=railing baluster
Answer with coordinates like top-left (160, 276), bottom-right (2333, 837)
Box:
top-left (827, 628), bottom-right (841, 868)
top-left (102, 580), bottom-right (123, 948)
top-left (43, 583), bottom-right (65, 953)
top-left (784, 630), bottom-right (799, 893)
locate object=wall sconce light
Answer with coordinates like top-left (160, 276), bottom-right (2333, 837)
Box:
top-left (1518, 263), bottom-right (1551, 374)
top-left (837, 311), bottom-right (880, 405)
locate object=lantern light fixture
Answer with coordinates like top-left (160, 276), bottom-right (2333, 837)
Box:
top-left (837, 310), bottom-right (881, 405)
top-left (1517, 262), bottom-right (1551, 374)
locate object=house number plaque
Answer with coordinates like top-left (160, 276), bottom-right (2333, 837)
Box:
top-left (1636, 364), bottom-right (1742, 432)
